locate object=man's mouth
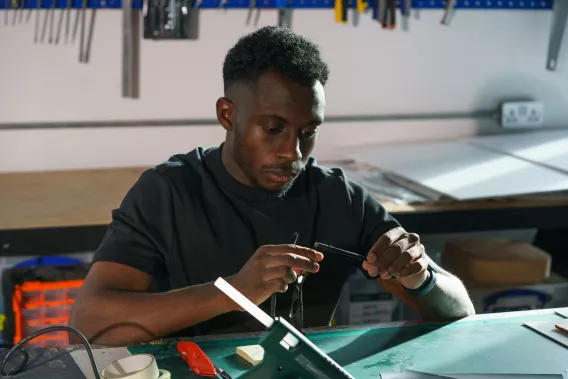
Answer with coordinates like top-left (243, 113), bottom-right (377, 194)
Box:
top-left (265, 170), bottom-right (298, 183)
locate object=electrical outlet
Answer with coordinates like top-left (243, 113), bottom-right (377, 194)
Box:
top-left (501, 101), bottom-right (544, 128)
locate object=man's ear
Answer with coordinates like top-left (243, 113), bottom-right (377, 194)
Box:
top-left (216, 97), bottom-right (234, 132)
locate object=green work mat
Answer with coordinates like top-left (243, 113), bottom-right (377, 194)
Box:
top-left (128, 312), bottom-right (567, 378)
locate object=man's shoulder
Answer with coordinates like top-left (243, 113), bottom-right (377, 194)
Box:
top-left (134, 146), bottom-right (217, 193)
top-left (151, 146), bottom-right (215, 176)
top-left (306, 158), bottom-right (364, 192)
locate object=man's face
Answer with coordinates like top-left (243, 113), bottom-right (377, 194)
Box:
top-left (220, 72), bottom-right (326, 193)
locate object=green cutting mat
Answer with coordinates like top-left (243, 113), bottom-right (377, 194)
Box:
top-left (128, 312), bottom-right (567, 378)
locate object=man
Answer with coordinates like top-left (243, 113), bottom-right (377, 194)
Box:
top-left (69, 26), bottom-right (474, 346)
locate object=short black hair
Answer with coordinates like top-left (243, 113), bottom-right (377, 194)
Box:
top-left (223, 26), bottom-right (330, 91)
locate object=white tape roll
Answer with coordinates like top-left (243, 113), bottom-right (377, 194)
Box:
top-left (101, 354), bottom-right (166, 379)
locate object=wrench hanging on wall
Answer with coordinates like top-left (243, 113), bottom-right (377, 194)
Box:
top-left (546, 0), bottom-right (568, 71)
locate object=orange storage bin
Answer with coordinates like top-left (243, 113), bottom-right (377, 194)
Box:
top-left (12, 280), bottom-right (84, 347)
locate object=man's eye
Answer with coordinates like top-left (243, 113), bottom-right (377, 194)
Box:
top-left (302, 130), bottom-right (318, 138)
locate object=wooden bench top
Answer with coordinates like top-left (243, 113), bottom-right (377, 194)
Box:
top-left (2, 167), bottom-right (568, 231)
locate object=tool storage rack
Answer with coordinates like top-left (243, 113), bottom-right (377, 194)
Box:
top-left (0, 0), bottom-right (555, 9)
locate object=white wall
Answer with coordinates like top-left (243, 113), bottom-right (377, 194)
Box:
top-left (0, 8), bottom-right (567, 172)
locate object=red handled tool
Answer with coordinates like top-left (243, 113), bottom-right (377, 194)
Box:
top-left (177, 341), bottom-right (232, 378)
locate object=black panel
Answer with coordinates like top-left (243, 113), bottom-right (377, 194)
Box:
top-left (395, 204), bottom-right (568, 234)
top-left (0, 226), bottom-right (108, 257)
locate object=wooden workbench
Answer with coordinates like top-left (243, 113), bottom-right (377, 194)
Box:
top-left (2, 166), bottom-right (568, 231)
top-left (1, 167), bottom-right (568, 279)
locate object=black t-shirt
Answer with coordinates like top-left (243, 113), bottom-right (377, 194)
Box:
top-left (93, 145), bottom-right (400, 338)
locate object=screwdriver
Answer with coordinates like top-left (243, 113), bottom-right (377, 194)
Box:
top-left (441, 0), bottom-right (456, 25)
top-left (341, 0), bottom-right (347, 22)
top-left (4, 0), bottom-right (9, 25)
top-left (334, 0), bottom-right (343, 23)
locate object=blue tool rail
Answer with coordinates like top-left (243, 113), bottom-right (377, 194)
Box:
top-left (0, 0), bottom-right (554, 8)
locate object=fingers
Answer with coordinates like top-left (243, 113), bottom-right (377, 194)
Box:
top-left (365, 228), bottom-right (424, 279)
top-left (265, 278), bottom-right (290, 293)
top-left (397, 258), bottom-right (428, 278)
top-left (261, 244), bottom-right (324, 262)
top-left (262, 266), bottom-right (298, 284)
top-left (362, 260), bottom-right (379, 278)
top-left (383, 244), bottom-right (424, 278)
top-left (261, 253), bottom-right (321, 273)
top-left (372, 237), bottom-right (414, 276)
top-left (369, 227), bottom-right (406, 261)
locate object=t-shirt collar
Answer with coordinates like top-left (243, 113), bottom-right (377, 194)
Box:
top-left (206, 144), bottom-right (304, 203)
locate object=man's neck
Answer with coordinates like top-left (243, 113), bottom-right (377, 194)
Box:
top-left (220, 142), bottom-right (254, 188)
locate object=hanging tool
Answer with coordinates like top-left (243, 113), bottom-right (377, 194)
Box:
top-left (378, 0), bottom-right (385, 25)
top-left (546, 0), bottom-right (568, 71)
top-left (277, 8), bottom-right (292, 28)
top-left (4, 0), bottom-right (10, 25)
top-left (55, 0), bottom-right (64, 44)
top-left (355, 0), bottom-right (365, 14)
top-left (123, 0), bottom-right (140, 97)
top-left (371, 0), bottom-right (378, 21)
top-left (82, 5), bottom-right (96, 62)
top-left (48, 0), bottom-right (56, 43)
top-left (333, 0), bottom-right (341, 23)
top-left (246, 0), bottom-right (259, 27)
top-left (381, 0), bottom-right (394, 28)
top-left (64, 0), bottom-right (70, 43)
top-left (144, 0), bottom-right (198, 39)
top-left (78, 0), bottom-right (86, 60)
top-left (18, 0), bottom-right (25, 23)
top-left (10, 0), bottom-right (17, 25)
top-left (40, 0), bottom-right (49, 42)
top-left (72, 0), bottom-right (80, 42)
top-left (440, 0), bottom-right (456, 25)
top-left (33, 0), bottom-right (41, 42)
top-left (334, 0), bottom-right (346, 23)
top-left (277, 0), bottom-right (291, 28)
top-left (388, 0), bottom-right (395, 28)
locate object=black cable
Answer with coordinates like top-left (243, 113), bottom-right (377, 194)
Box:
top-left (0, 344), bottom-right (28, 376)
top-left (0, 325), bottom-right (101, 379)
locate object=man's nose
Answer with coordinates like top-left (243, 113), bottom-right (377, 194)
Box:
top-left (277, 135), bottom-right (302, 162)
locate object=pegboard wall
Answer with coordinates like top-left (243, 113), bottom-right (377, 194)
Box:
top-left (0, 0), bottom-right (554, 9)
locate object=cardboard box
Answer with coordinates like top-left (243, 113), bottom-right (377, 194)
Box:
top-left (442, 239), bottom-right (551, 287)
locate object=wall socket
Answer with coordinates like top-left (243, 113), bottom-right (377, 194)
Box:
top-left (500, 101), bottom-right (544, 128)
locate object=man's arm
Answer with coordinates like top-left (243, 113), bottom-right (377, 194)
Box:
top-left (69, 262), bottom-right (235, 346)
top-left (377, 256), bottom-right (475, 321)
top-left (69, 244), bottom-right (324, 346)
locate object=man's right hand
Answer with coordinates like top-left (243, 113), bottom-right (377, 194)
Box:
top-left (226, 244), bottom-right (324, 309)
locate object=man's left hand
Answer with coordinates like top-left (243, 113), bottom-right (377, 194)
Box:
top-left (362, 227), bottom-right (429, 289)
